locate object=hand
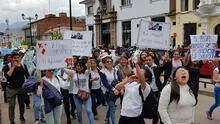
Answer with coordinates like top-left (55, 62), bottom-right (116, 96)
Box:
top-left (120, 90), bottom-right (124, 95)
top-left (38, 78), bottom-right (43, 87)
top-left (12, 61), bottom-right (19, 67)
top-left (114, 89), bottom-right (119, 96)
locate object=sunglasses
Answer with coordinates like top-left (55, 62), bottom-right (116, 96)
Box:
top-left (47, 69), bottom-right (55, 72)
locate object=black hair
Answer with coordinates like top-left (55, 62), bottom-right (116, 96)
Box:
top-left (169, 66), bottom-right (198, 105)
top-left (11, 52), bottom-right (20, 58)
top-left (3, 54), bottom-right (11, 63)
top-left (75, 60), bottom-right (87, 74)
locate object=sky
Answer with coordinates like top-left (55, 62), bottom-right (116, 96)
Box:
top-left (0, 0), bottom-right (85, 24)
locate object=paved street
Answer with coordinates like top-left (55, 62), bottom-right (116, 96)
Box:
top-left (0, 82), bottom-right (220, 124)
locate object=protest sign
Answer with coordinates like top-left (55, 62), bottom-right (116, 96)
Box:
top-left (137, 20), bottom-right (171, 50)
top-left (36, 40), bottom-right (73, 70)
top-left (63, 30), bottom-right (92, 56)
top-left (190, 35), bottom-right (217, 61)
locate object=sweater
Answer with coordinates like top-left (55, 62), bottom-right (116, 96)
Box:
top-left (158, 84), bottom-right (196, 124)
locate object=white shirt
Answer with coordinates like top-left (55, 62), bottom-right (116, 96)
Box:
top-left (64, 69), bottom-right (90, 94)
top-left (158, 84), bottom-right (196, 124)
top-left (100, 68), bottom-right (118, 86)
top-left (90, 70), bottom-right (101, 90)
top-left (145, 64), bottom-right (158, 92)
top-left (42, 76), bottom-right (69, 93)
top-left (121, 82), bottom-right (151, 117)
top-left (214, 67), bottom-right (220, 87)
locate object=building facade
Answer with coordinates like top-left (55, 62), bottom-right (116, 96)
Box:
top-left (169, 0), bottom-right (201, 47)
top-left (23, 12), bottom-right (86, 41)
top-left (80, 0), bottom-right (172, 48)
top-left (195, 0), bottom-right (220, 47)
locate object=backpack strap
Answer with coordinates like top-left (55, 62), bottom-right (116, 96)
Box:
top-left (139, 85), bottom-right (144, 103)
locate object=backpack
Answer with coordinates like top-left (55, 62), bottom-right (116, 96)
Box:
top-left (139, 86), bottom-right (158, 119)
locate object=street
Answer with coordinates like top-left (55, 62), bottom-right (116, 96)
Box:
top-left (0, 83), bottom-right (220, 124)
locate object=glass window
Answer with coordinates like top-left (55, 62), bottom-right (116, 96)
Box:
top-left (122, 21), bottom-right (131, 47)
top-left (88, 6), bottom-right (93, 15)
top-left (121, 0), bottom-right (131, 6)
top-left (181, 0), bottom-right (188, 11)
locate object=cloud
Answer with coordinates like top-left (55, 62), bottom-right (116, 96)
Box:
top-left (0, 0), bottom-right (85, 23)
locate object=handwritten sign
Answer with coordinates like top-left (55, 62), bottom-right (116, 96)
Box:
top-left (64, 30), bottom-right (92, 56)
top-left (137, 20), bottom-right (171, 50)
top-left (36, 40), bottom-right (73, 70)
top-left (190, 35), bottom-right (217, 61)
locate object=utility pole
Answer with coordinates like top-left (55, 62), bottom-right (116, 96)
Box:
top-left (69, 0), bottom-right (73, 30)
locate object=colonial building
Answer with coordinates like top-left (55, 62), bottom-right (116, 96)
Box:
top-left (23, 12), bottom-right (86, 41)
top-left (80, 0), bottom-right (173, 48)
top-left (195, 0), bottom-right (220, 47)
top-left (169, 0), bottom-right (201, 47)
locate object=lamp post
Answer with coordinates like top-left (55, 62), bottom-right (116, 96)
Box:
top-left (5, 19), bottom-right (10, 48)
top-left (69, 0), bottom-right (73, 30)
top-left (21, 13), bottom-right (38, 46)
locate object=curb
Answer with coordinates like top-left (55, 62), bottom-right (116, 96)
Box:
top-left (199, 90), bottom-right (214, 97)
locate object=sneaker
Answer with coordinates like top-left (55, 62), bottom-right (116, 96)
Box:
top-left (40, 118), bottom-right (46, 123)
top-left (10, 120), bottom-right (15, 124)
top-left (206, 111), bottom-right (213, 120)
top-left (71, 113), bottom-right (77, 120)
top-left (35, 120), bottom-right (39, 124)
top-left (104, 119), bottom-right (110, 124)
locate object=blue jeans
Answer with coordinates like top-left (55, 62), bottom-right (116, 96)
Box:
top-left (208, 86), bottom-right (220, 113)
top-left (105, 92), bottom-right (116, 124)
top-left (73, 95), bottom-right (94, 124)
top-left (44, 105), bottom-right (62, 124)
top-left (33, 95), bottom-right (45, 121)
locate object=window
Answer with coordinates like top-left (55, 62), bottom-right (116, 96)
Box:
top-left (151, 17), bottom-right (165, 22)
top-left (88, 26), bottom-right (94, 47)
top-left (173, 22), bottom-right (176, 26)
top-left (193, 0), bottom-right (200, 10)
top-left (121, 0), bottom-right (131, 6)
top-left (181, 0), bottom-right (189, 11)
top-left (122, 21), bottom-right (131, 47)
top-left (88, 6), bottom-right (93, 15)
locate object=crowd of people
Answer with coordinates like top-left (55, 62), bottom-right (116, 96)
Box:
top-left (0, 45), bottom-right (219, 124)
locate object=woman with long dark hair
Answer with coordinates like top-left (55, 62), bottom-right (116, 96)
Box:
top-left (158, 66), bottom-right (197, 124)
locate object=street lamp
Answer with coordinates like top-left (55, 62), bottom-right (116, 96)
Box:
top-left (21, 13), bottom-right (38, 46)
top-left (69, 0), bottom-right (72, 30)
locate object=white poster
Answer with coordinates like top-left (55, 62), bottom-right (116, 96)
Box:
top-left (137, 20), bottom-right (171, 50)
top-left (36, 40), bottom-right (73, 70)
top-left (64, 30), bottom-right (92, 56)
top-left (190, 35), bottom-right (217, 61)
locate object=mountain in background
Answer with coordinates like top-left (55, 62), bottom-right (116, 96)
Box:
top-left (0, 21), bottom-right (28, 35)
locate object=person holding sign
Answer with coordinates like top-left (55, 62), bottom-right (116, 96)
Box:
top-left (64, 59), bottom-right (95, 124)
top-left (38, 69), bottom-right (70, 124)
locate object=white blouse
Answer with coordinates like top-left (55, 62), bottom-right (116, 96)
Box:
top-left (158, 84), bottom-right (196, 124)
top-left (121, 82), bottom-right (151, 117)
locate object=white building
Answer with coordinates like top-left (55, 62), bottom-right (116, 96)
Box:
top-left (80, 0), bottom-right (173, 48)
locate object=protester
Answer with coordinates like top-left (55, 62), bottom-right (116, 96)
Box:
top-left (206, 65), bottom-right (220, 120)
top-left (163, 50), bottom-right (184, 87)
top-left (158, 66), bottom-right (198, 124)
top-left (89, 59), bottom-right (103, 120)
top-left (138, 51), bottom-right (148, 68)
top-left (184, 48), bottom-right (203, 96)
top-left (57, 68), bottom-right (76, 124)
top-left (64, 60), bottom-right (95, 124)
top-left (144, 54), bottom-right (164, 124)
top-left (116, 55), bottom-right (133, 104)
top-left (38, 69), bottom-right (69, 124)
top-left (99, 52), bottom-right (122, 124)
top-left (1, 54), bottom-right (11, 103)
top-left (4, 52), bottom-right (29, 124)
top-left (116, 63), bottom-right (151, 124)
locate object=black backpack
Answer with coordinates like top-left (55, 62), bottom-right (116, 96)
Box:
top-left (139, 86), bottom-right (158, 119)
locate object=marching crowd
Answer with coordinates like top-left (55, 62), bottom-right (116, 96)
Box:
top-left (0, 46), bottom-right (220, 124)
